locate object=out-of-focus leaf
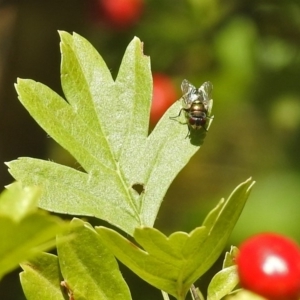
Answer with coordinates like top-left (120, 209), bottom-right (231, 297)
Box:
top-left (0, 182), bottom-right (39, 221)
top-left (226, 289), bottom-right (267, 300)
top-left (20, 252), bottom-right (65, 300)
top-left (0, 182), bottom-right (65, 280)
top-left (57, 218), bottom-right (131, 300)
top-left (207, 266), bottom-right (239, 300)
top-left (223, 246), bottom-right (239, 269)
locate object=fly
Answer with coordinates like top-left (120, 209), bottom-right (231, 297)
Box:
top-left (170, 79), bottom-right (213, 134)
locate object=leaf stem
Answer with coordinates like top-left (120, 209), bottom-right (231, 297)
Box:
top-left (190, 284), bottom-right (204, 300)
top-left (161, 290), bottom-right (170, 300)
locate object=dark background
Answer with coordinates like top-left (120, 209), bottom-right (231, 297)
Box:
top-left (1, 0), bottom-right (300, 299)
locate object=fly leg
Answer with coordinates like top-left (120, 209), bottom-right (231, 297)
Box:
top-left (204, 115), bottom-right (214, 131)
top-left (169, 108), bottom-right (185, 120)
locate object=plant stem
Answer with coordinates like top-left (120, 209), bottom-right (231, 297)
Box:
top-left (190, 284), bottom-right (204, 300)
top-left (161, 290), bottom-right (170, 300)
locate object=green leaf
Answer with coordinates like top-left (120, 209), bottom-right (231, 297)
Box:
top-left (7, 32), bottom-right (210, 235)
top-left (0, 182), bottom-right (65, 280)
top-left (96, 226), bottom-right (206, 299)
top-left (0, 182), bottom-right (39, 221)
top-left (20, 252), bottom-right (65, 300)
top-left (207, 266), bottom-right (239, 300)
top-left (223, 246), bottom-right (239, 269)
top-left (202, 197), bottom-right (225, 231)
top-left (96, 178), bottom-right (254, 299)
top-left (206, 247), bottom-right (240, 300)
top-left (57, 218), bottom-right (131, 300)
top-left (225, 290), bottom-right (266, 300)
top-left (187, 178), bottom-right (255, 284)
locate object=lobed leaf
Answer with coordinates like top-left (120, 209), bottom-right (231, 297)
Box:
top-left (7, 32), bottom-right (210, 235)
top-left (96, 178), bottom-right (254, 299)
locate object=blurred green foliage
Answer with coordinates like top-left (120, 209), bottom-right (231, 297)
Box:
top-left (1, 0), bottom-right (300, 299)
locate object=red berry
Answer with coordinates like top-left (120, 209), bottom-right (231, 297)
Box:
top-left (150, 73), bottom-right (177, 126)
top-left (100, 0), bottom-right (144, 28)
top-left (236, 233), bottom-right (300, 300)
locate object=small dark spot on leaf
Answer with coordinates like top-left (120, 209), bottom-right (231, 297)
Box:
top-left (132, 183), bottom-right (145, 195)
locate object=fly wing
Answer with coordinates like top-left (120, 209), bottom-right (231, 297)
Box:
top-left (181, 79), bottom-right (193, 94)
top-left (181, 79), bottom-right (196, 108)
top-left (198, 81), bottom-right (213, 110)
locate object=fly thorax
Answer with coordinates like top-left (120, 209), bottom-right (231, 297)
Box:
top-left (191, 101), bottom-right (205, 112)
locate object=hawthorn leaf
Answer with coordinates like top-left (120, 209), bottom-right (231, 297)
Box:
top-left (20, 252), bottom-right (65, 300)
top-left (207, 266), bottom-right (239, 300)
top-left (57, 218), bottom-right (131, 300)
top-left (202, 197), bottom-right (225, 231)
top-left (96, 178), bottom-right (254, 299)
top-left (223, 246), bottom-right (239, 269)
top-left (7, 32), bottom-right (210, 235)
top-left (226, 290), bottom-right (266, 300)
top-left (96, 225), bottom-right (208, 299)
top-left (184, 178), bottom-right (255, 285)
top-left (0, 182), bottom-right (65, 280)
top-left (205, 246), bottom-right (240, 300)
top-left (0, 182), bottom-right (40, 222)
